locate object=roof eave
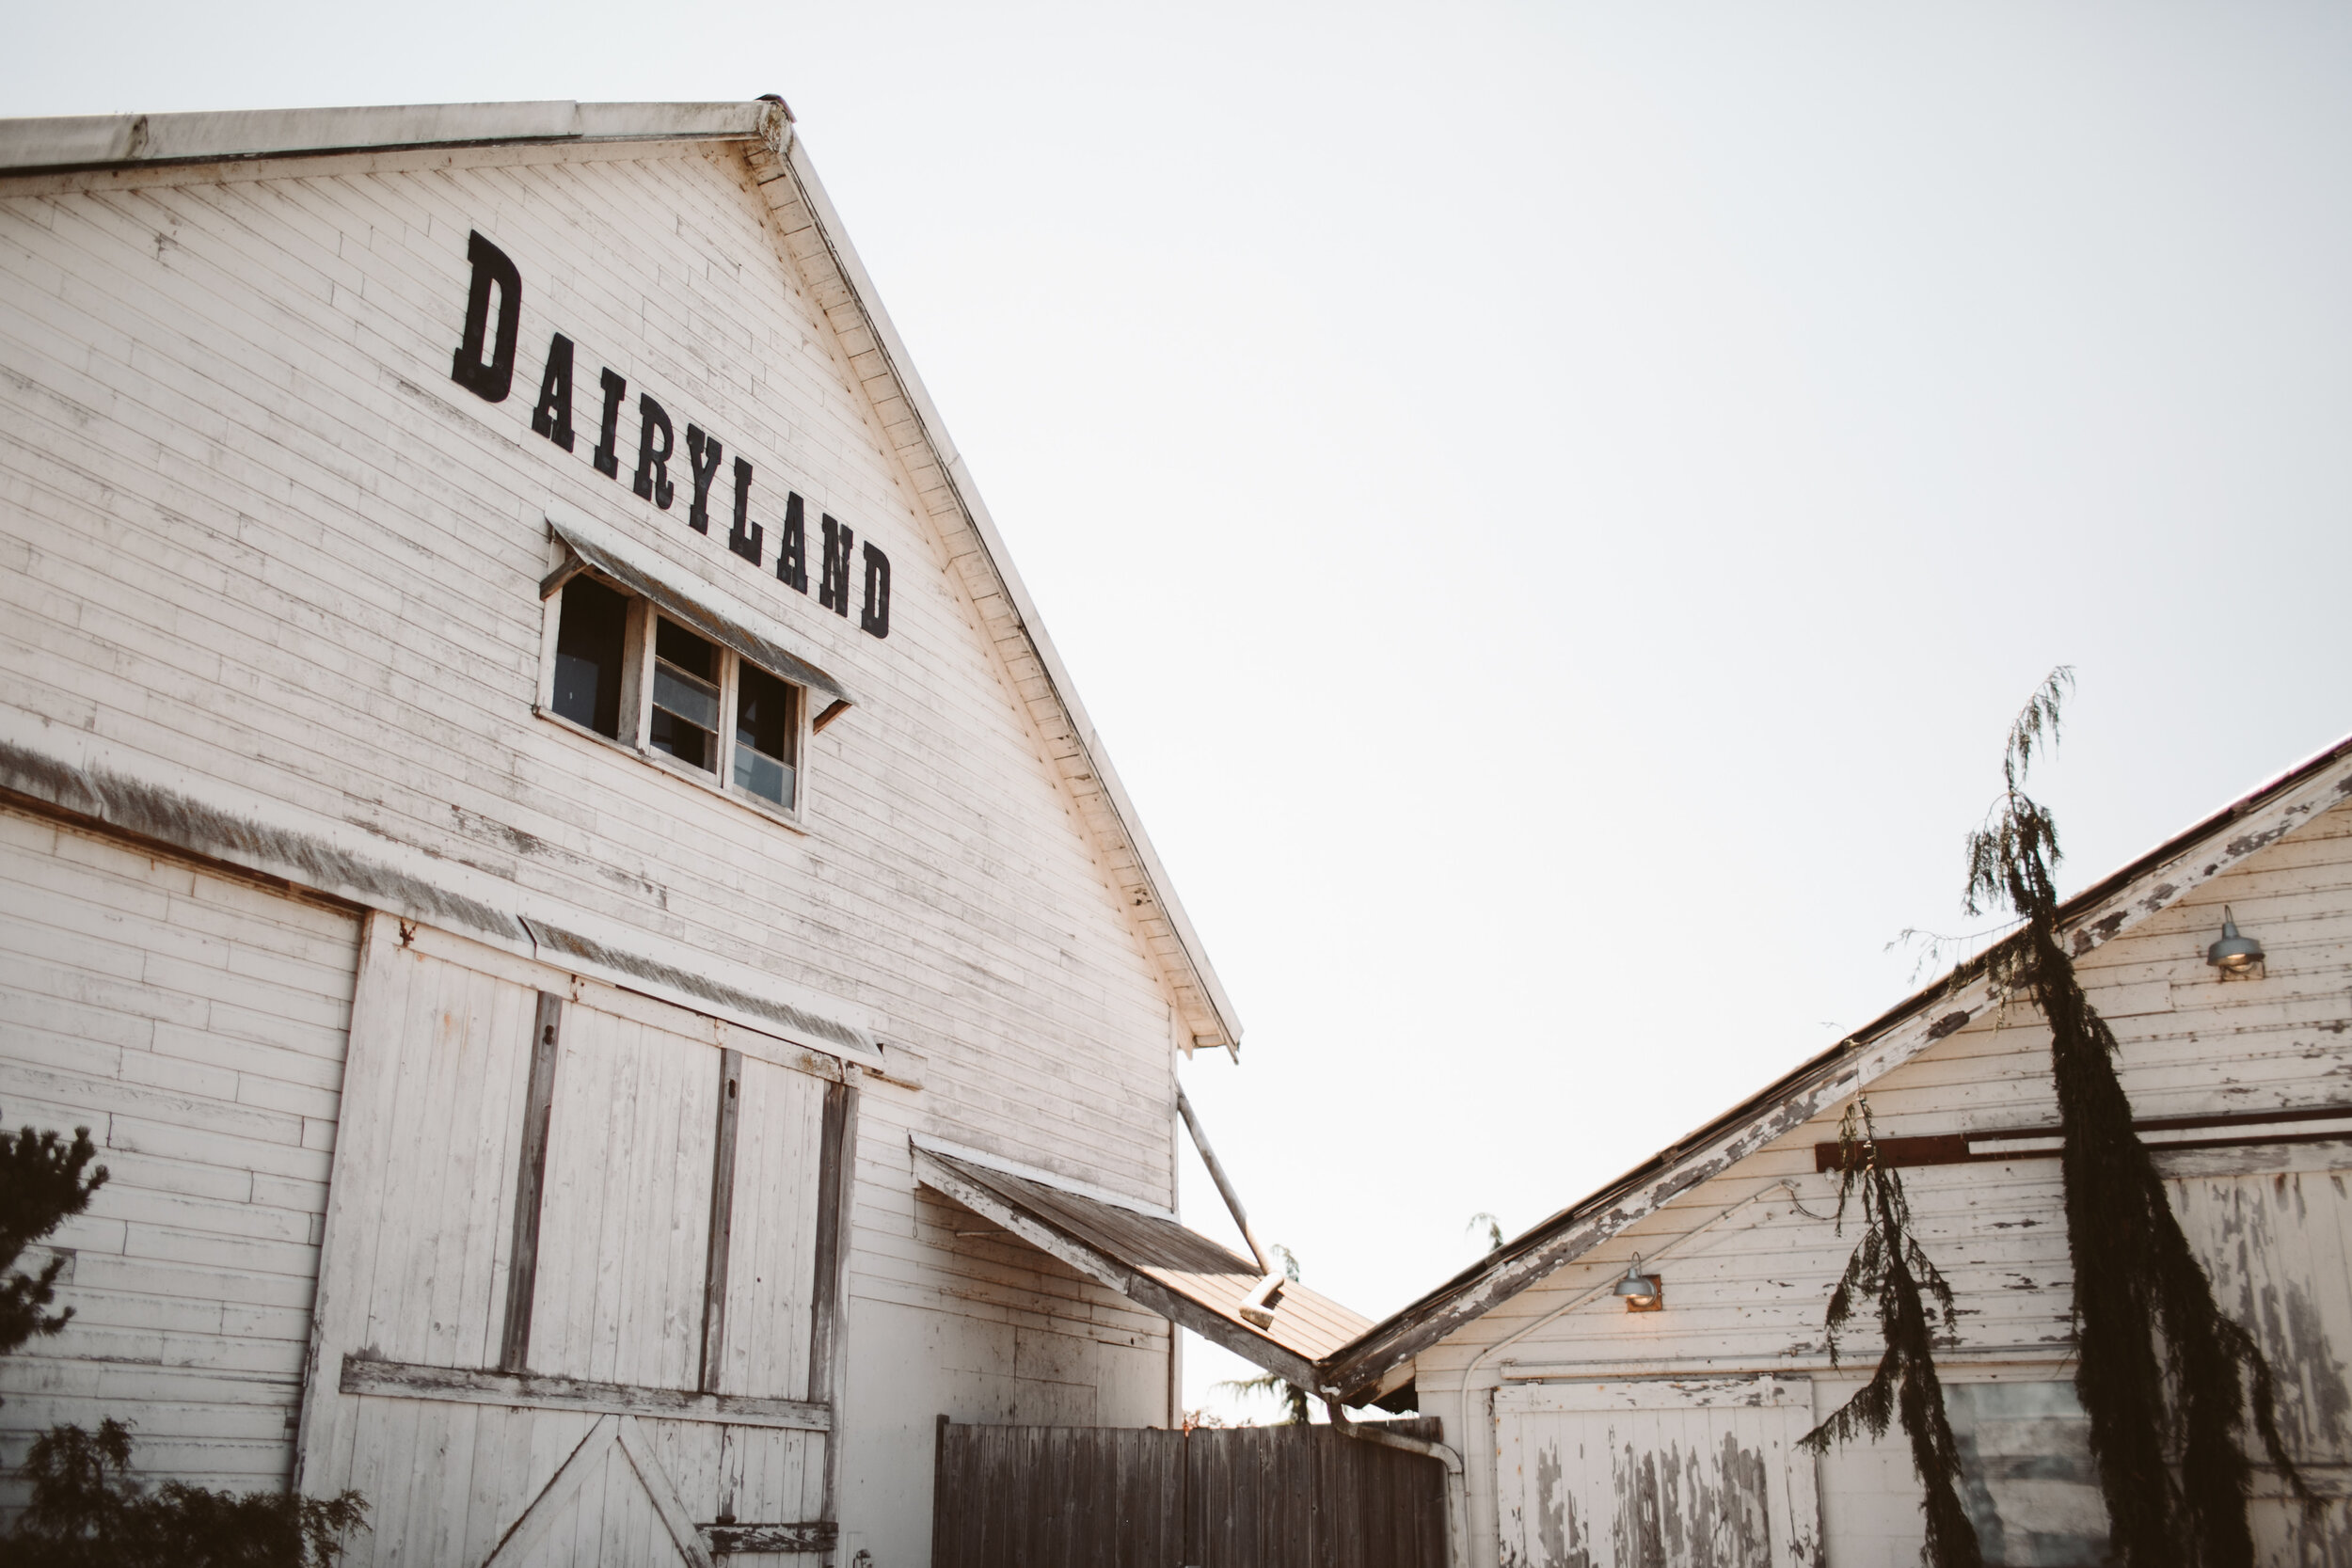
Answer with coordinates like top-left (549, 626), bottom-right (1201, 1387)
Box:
top-left (1322, 725), bottom-right (2352, 1399)
top-left (0, 101), bottom-right (771, 177)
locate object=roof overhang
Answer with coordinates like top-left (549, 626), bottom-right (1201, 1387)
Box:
top-left (1322, 727), bottom-right (2352, 1401)
top-left (542, 513), bottom-right (857, 730)
top-left (912, 1137), bottom-right (1372, 1394)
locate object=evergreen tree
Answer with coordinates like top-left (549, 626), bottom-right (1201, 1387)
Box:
top-left (1802, 1098), bottom-right (1983, 1568)
top-left (1964, 671), bottom-right (2302, 1568)
top-left (0, 1117), bottom-right (108, 1365)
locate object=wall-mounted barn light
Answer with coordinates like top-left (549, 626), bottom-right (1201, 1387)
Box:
top-left (2206, 907), bottom-right (2265, 977)
top-left (1614, 1255), bottom-right (1663, 1312)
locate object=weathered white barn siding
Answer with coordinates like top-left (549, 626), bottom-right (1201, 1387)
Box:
top-left (1416, 794), bottom-right (2352, 1568)
top-left (0, 802), bottom-right (359, 1495)
top-left (0, 112), bottom-right (1204, 1561)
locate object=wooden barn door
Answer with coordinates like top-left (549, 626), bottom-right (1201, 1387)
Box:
top-left (1493, 1378), bottom-right (1821, 1568)
top-left (294, 914), bottom-right (854, 1566)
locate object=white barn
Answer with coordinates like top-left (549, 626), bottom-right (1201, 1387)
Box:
top-left (0, 98), bottom-right (1327, 1565)
top-left (1325, 736), bottom-right (2352, 1568)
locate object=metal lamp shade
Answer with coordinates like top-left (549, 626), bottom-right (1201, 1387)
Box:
top-left (2207, 907), bottom-right (2265, 972)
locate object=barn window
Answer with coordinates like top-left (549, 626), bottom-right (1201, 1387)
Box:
top-left (550, 576), bottom-right (629, 738)
top-left (539, 562), bottom-right (820, 820)
top-left (733, 662), bottom-right (799, 808)
top-left (650, 618), bottom-right (723, 772)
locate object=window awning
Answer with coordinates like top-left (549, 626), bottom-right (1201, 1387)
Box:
top-left (912, 1138), bottom-right (1374, 1394)
top-left (541, 514), bottom-right (859, 729)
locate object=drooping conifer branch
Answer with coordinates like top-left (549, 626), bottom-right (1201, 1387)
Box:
top-left (1802, 1098), bottom-right (1983, 1568)
top-left (1965, 670), bottom-right (2304, 1568)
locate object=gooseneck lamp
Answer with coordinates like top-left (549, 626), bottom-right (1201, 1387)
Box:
top-left (1614, 1255), bottom-right (1662, 1312)
top-left (2206, 907), bottom-right (2265, 974)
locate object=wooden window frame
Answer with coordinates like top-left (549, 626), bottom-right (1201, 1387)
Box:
top-left (536, 576), bottom-right (813, 831)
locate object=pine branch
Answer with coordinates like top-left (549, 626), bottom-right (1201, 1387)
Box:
top-left (1802, 1100), bottom-right (1984, 1568)
top-left (1966, 672), bottom-right (2305, 1568)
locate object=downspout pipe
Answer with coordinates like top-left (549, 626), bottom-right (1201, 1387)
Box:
top-left (1326, 1399), bottom-right (1469, 1568)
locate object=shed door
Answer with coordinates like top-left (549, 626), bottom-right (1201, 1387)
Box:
top-left (294, 914), bottom-right (850, 1567)
top-left (1494, 1377), bottom-right (1821, 1568)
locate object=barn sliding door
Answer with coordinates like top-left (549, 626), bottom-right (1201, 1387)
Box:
top-left (1494, 1378), bottom-right (1821, 1568)
top-left (294, 914), bottom-right (854, 1567)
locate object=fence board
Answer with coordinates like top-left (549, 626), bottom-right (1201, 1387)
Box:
top-left (933, 1418), bottom-right (1444, 1568)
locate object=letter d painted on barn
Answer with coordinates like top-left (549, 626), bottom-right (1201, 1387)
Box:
top-left (451, 231), bottom-right (523, 403)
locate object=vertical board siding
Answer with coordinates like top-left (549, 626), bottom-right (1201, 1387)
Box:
top-left (298, 916), bottom-right (834, 1565)
top-left (530, 1006), bottom-right (718, 1390)
top-left (931, 1420), bottom-right (1445, 1568)
top-left (1493, 1382), bottom-right (1821, 1568)
top-left (0, 803), bottom-right (360, 1506)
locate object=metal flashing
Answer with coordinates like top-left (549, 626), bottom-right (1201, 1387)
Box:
top-left (0, 101), bottom-right (768, 176)
top-left (543, 513), bottom-right (856, 718)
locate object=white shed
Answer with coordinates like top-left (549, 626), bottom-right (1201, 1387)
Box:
top-left (0, 99), bottom-right (1262, 1566)
top-left (1327, 735), bottom-right (2352, 1568)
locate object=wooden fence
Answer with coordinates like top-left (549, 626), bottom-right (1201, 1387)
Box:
top-left (931, 1417), bottom-right (1449, 1568)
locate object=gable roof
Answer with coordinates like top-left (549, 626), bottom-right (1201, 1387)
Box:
top-left (1320, 728), bottom-right (2352, 1402)
top-left (0, 99), bottom-right (1241, 1054)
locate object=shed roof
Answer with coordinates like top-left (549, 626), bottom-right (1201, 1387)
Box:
top-left (912, 1139), bottom-right (1374, 1391)
top-left (0, 99), bottom-right (1242, 1053)
top-left (1321, 727), bottom-right (2352, 1402)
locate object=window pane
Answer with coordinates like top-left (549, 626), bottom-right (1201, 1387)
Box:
top-left (652, 662), bottom-right (720, 733)
top-left (735, 665), bottom-right (796, 762)
top-left (552, 577), bottom-right (628, 738)
top-left (734, 744), bottom-right (794, 809)
top-left (650, 621), bottom-right (722, 774)
top-left (655, 618), bottom-right (718, 682)
top-left (733, 664), bottom-right (798, 808)
top-left (650, 704), bottom-right (716, 771)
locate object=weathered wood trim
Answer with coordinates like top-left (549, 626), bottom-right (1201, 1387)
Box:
top-left (1322, 744), bottom-right (2352, 1398)
top-left (752, 131), bottom-right (1242, 1053)
top-left (499, 991), bottom-right (564, 1372)
top-left (699, 1048), bottom-right (743, 1394)
top-left (705, 1522), bottom-right (838, 1553)
top-left (480, 1413), bottom-right (621, 1566)
top-left (615, 1414), bottom-right (719, 1568)
top-left (1493, 1375), bottom-right (1812, 1414)
top-left (1816, 1102), bottom-right (2352, 1172)
top-left (339, 1356), bottom-right (832, 1432)
top-left (808, 1075), bottom-right (859, 1532)
top-left (911, 1145), bottom-right (1327, 1393)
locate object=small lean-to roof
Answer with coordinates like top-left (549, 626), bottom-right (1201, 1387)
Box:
top-left (913, 1138), bottom-right (1374, 1390)
top-left (0, 100), bottom-right (1241, 1053)
top-left (1323, 728), bottom-right (2352, 1402)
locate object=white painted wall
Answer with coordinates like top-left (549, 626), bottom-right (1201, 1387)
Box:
top-left (0, 804), bottom-right (359, 1504)
top-left (1417, 795), bottom-right (2352, 1568)
top-left (0, 133), bottom-right (1188, 1557)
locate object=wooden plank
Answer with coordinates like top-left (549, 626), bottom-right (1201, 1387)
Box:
top-left (499, 990), bottom-right (564, 1372)
top-left (615, 1415), bottom-right (718, 1568)
top-left (480, 1412), bottom-right (620, 1567)
top-left (339, 1357), bottom-right (832, 1432)
top-left (698, 1047), bottom-right (741, 1394)
top-left (703, 1520), bottom-right (835, 1553)
top-left (808, 1074), bottom-right (858, 1531)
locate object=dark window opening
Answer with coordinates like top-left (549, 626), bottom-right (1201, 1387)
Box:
top-left (650, 618), bottom-right (721, 772)
top-left (734, 663), bottom-right (799, 809)
top-left (552, 577), bottom-right (628, 737)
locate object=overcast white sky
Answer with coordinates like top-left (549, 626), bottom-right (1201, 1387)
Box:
top-left (9, 2), bottom-right (2351, 1423)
